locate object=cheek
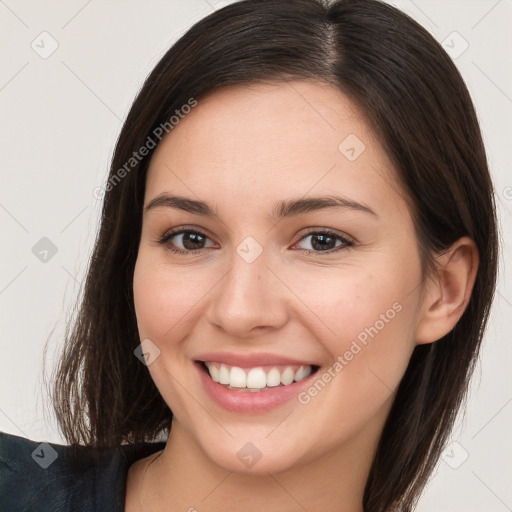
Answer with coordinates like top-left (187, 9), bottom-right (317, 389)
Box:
top-left (286, 270), bottom-right (419, 449)
top-left (287, 255), bottom-right (421, 393)
top-left (133, 252), bottom-right (209, 341)
top-left (132, 252), bottom-right (209, 416)
top-left (290, 261), bottom-right (417, 343)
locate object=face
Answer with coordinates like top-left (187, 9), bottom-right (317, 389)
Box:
top-left (133, 80), bottom-right (426, 474)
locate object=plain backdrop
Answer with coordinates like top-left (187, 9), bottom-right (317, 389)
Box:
top-left (0, 1), bottom-right (511, 511)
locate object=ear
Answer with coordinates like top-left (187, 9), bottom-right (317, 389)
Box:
top-left (415, 236), bottom-right (479, 345)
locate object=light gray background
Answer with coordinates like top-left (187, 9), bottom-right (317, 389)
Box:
top-left (0, 1), bottom-right (510, 510)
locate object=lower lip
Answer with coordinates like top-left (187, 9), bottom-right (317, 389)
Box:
top-left (196, 362), bottom-right (318, 413)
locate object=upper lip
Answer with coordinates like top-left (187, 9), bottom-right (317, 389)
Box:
top-left (195, 351), bottom-right (319, 368)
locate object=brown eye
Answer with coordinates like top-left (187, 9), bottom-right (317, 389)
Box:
top-left (295, 229), bottom-right (354, 254)
top-left (174, 231), bottom-right (207, 250)
top-left (158, 228), bottom-right (215, 254)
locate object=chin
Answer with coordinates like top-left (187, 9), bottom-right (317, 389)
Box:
top-left (205, 443), bottom-right (302, 476)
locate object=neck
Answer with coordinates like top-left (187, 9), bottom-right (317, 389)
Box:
top-left (140, 415), bottom-right (386, 512)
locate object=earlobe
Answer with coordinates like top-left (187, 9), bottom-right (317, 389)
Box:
top-left (415, 237), bottom-right (479, 345)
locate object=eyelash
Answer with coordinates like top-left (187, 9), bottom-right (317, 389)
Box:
top-left (156, 226), bottom-right (355, 256)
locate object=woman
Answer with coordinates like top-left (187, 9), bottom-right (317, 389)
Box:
top-left (0, 0), bottom-right (498, 511)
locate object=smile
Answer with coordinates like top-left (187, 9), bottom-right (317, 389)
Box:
top-left (195, 359), bottom-right (321, 413)
top-left (201, 361), bottom-right (318, 391)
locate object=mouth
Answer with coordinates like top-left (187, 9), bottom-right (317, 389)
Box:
top-left (197, 360), bottom-right (320, 392)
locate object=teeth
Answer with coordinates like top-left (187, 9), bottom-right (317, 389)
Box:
top-left (246, 367), bottom-right (267, 389)
top-left (266, 368), bottom-right (281, 387)
top-left (204, 362), bottom-right (315, 390)
top-left (209, 364), bottom-right (220, 383)
top-left (219, 365), bottom-right (230, 385)
top-left (280, 367), bottom-right (295, 386)
top-left (294, 365), bottom-right (312, 381)
top-left (229, 366), bottom-right (246, 388)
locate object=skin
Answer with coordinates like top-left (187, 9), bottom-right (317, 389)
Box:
top-left (125, 81), bottom-right (478, 511)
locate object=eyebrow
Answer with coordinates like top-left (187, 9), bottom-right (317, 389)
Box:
top-left (145, 193), bottom-right (219, 217)
top-left (144, 193), bottom-right (378, 219)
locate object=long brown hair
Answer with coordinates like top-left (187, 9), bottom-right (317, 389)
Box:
top-left (48, 1), bottom-right (498, 510)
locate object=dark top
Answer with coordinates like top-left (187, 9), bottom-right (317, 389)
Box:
top-left (0, 430), bottom-right (166, 512)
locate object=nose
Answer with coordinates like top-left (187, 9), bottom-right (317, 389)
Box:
top-left (205, 246), bottom-right (289, 339)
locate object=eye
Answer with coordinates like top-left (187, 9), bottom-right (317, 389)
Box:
top-left (293, 229), bottom-right (354, 254)
top-left (157, 227), bottom-right (216, 255)
top-left (157, 227), bottom-right (355, 256)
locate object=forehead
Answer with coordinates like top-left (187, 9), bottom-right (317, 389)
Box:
top-left (145, 81), bottom-right (402, 215)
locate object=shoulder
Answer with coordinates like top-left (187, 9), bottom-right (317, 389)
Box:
top-left (0, 430), bottom-right (166, 512)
